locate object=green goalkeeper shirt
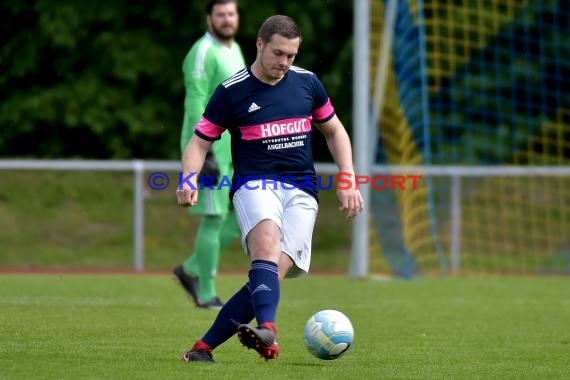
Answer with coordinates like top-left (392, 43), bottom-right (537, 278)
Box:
top-left (180, 32), bottom-right (246, 164)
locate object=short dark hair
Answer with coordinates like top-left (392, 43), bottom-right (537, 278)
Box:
top-left (205, 0), bottom-right (237, 15)
top-left (257, 15), bottom-right (302, 43)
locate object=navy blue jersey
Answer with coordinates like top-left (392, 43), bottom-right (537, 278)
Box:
top-left (194, 66), bottom-right (335, 200)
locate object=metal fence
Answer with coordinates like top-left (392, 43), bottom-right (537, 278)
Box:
top-left (2, 159), bottom-right (569, 274)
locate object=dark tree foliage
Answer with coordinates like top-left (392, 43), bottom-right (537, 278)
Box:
top-left (0, 0), bottom-right (353, 160)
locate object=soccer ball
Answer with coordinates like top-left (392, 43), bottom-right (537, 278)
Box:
top-left (303, 309), bottom-right (354, 360)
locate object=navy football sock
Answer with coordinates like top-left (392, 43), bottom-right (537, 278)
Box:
top-left (248, 260), bottom-right (280, 326)
top-left (202, 284), bottom-right (254, 349)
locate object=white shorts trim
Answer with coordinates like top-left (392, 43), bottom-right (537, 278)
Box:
top-left (232, 180), bottom-right (318, 277)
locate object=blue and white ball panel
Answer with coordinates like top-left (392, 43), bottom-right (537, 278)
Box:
top-left (303, 310), bottom-right (354, 360)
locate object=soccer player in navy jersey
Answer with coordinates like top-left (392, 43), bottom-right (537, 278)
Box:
top-left (176, 14), bottom-right (364, 362)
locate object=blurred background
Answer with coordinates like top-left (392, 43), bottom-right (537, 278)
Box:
top-left (0, 0), bottom-right (352, 160)
top-left (1, 0), bottom-right (569, 277)
top-left (0, 0), bottom-right (354, 273)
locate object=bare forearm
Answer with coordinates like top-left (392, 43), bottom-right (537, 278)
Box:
top-left (181, 136), bottom-right (211, 178)
top-left (318, 116), bottom-right (364, 218)
top-left (177, 135), bottom-right (212, 207)
top-left (325, 123), bottom-right (355, 176)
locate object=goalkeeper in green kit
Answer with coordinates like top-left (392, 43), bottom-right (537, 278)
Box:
top-left (172, 0), bottom-right (245, 309)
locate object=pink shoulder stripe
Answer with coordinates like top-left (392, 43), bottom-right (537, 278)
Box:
top-left (312, 98), bottom-right (335, 121)
top-left (195, 116), bottom-right (226, 138)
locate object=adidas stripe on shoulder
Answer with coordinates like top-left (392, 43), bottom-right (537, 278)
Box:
top-left (223, 68), bottom-right (249, 88)
top-left (289, 66), bottom-right (314, 75)
top-left (189, 37), bottom-right (214, 77)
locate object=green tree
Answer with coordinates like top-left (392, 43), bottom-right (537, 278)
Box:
top-left (0, 0), bottom-right (353, 160)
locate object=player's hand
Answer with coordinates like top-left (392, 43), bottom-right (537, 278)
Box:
top-left (336, 188), bottom-right (364, 219)
top-left (176, 182), bottom-right (199, 207)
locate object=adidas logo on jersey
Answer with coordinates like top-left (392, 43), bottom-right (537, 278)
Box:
top-left (248, 102), bottom-right (261, 113)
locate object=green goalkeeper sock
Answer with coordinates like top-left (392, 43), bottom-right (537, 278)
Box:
top-left (183, 215), bottom-right (225, 303)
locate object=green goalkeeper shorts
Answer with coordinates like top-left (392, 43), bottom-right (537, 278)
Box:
top-left (188, 162), bottom-right (233, 216)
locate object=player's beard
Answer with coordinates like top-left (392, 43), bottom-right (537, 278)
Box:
top-left (260, 60), bottom-right (287, 82)
top-left (258, 48), bottom-right (288, 81)
top-left (210, 23), bottom-right (237, 43)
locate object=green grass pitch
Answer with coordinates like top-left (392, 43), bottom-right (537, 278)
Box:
top-left (1, 274), bottom-right (569, 379)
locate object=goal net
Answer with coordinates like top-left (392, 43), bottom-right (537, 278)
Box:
top-left (369, 0), bottom-right (570, 275)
